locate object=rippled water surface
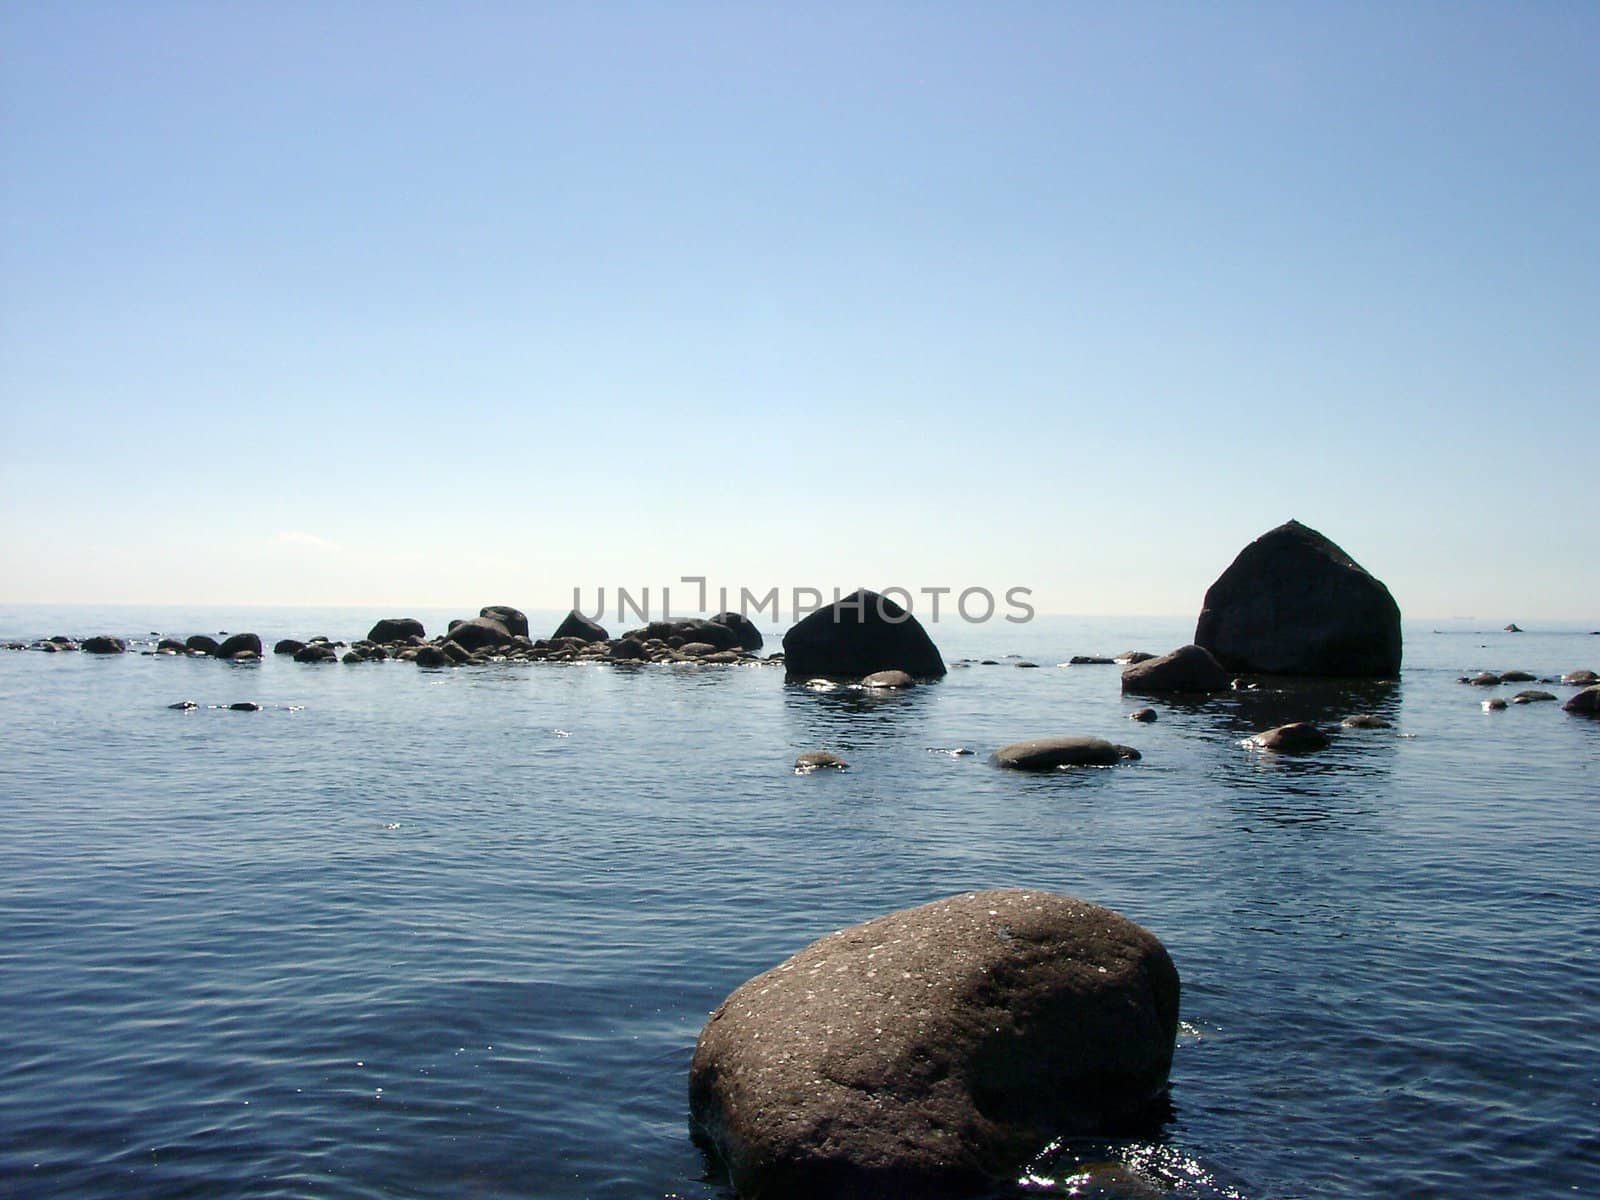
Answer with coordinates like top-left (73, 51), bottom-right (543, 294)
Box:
top-left (2, 607), bottom-right (1597, 1199)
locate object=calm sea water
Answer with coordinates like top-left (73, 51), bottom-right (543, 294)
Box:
top-left (2, 606), bottom-right (1597, 1200)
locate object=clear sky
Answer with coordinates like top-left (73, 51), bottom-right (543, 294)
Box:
top-left (2, 3), bottom-right (1595, 621)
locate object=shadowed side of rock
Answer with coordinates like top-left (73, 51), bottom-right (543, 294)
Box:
top-left (782, 590), bottom-right (946, 681)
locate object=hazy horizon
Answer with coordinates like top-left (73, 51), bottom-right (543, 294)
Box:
top-left (3, 5), bottom-right (1595, 622)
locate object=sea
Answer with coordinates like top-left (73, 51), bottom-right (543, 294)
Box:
top-left (1, 605), bottom-right (1596, 1200)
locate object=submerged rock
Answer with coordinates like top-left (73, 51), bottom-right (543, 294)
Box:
top-left (227, 701), bottom-right (261, 712)
top-left (1342, 714), bottom-right (1392, 729)
top-left (1561, 669), bottom-right (1598, 687)
top-left (1128, 708), bottom-right (1158, 723)
top-left (1195, 519), bottom-right (1402, 676)
top-left (1467, 672), bottom-right (1501, 687)
top-left (1498, 670), bottom-right (1536, 683)
top-left (273, 638), bottom-right (305, 656)
top-left (794, 750), bottom-right (848, 772)
top-left (782, 590), bottom-right (945, 682)
top-left (1511, 691), bottom-right (1557, 704)
top-left (1247, 722), bottom-right (1330, 753)
top-left (1120, 645), bottom-right (1230, 695)
top-left (167, 700), bottom-right (198, 711)
top-left (688, 889), bottom-right (1179, 1200)
top-left (1483, 698), bottom-right (1508, 712)
top-left (1115, 651), bottom-right (1156, 665)
top-left (993, 736), bottom-right (1141, 769)
top-left (185, 635), bottom-right (221, 656)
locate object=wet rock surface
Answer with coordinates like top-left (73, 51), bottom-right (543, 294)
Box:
top-left (993, 736), bottom-right (1141, 769)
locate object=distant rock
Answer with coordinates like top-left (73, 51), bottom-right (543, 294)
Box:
top-left (711, 610), bottom-right (764, 651)
top-left (1483, 698), bottom-right (1508, 712)
top-left (1069, 655), bottom-right (1115, 665)
top-left (688, 889), bottom-right (1180, 1200)
top-left (81, 636), bottom-right (126, 654)
top-left (185, 635), bottom-right (221, 656)
top-left (1248, 722), bottom-right (1330, 753)
top-left (1114, 651), bottom-right (1156, 664)
top-left (552, 610), bottom-right (610, 643)
top-left (1505, 623), bottom-right (1523, 633)
top-left (228, 701), bottom-right (261, 712)
top-left (1561, 669), bottom-right (1598, 687)
top-left (273, 639), bottom-right (305, 656)
top-left (1342, 714), bottom-right (1392, 729)
top-left (1564, 686), bottom-right (1600, 715)
top-left (782, 589), bottom-right (946, 682)
top-left (1120, 645), bottom-right (1230, 695)
top-left (442, 617), bottom-right (513, 651)
top-left (1195, 520), bottom-right (1402, 676)
top-left (993, 736), bottom-right (1141, 769)
top-left (625, 618), bottom-right (740, 651)
top-left (1498, 670), bottom-right (1536, 682)
top-left (167, 700), bottom-right (198, 711)
top-left (216, 633), bottom-right (262, 659)
top-left (1015, 661), bottom-right (1040, 669)
top-left (1511, 691), bottom-right (1556, 704)
top-left (1128, 708), bottom-right (1158, 723)
top-left (609, 637), bottom-right (647, 661)
top-left (293, 643), bottom-right (338, 663)
top-left (480, 605), bottom-right (529, 639)
top-left (157, 638), bottom-right (188, 652)
top-left (1467, 672), bottom-right (1501, 687)
top-left (367, 618), bottom-right (425, 643)
top-left (794, 750), bottom-right (848, 772)
top-left (678, 641), bottom-right (720, 658)
top-left (413, 645), bottom-right (451, 667)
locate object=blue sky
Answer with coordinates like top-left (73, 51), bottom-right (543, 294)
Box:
top-left (2, 2), bottom-right (1595, 620)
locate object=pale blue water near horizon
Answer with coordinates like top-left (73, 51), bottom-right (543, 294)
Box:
top-left (2, 605), bottom-right (1597, 1199)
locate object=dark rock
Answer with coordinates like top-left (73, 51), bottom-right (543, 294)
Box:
top-left (794, 750), bottom-right (848, 772)
top-left (1128, 708), bottom-right (1158, 723)
top-left (157, 638), bottom-right (187, 652)
top-left (293, 643), bottom-right (338, 663)
top-left (1015, 661), bottom-right (1041, 669)
top-left (441, 640), bottom-right (472, 663)
top-left (1483, 698), bottom-right (1508, 712)
top-left (342, 651), bottom-right (365, 664)
top-left (413, 645), bottom-right (452, 667)
top-left (1342, 714), bottom-right (1392, 728)
top-left (993, 736), bottom-right (1141, 769)
top-left (227, 701), bottom-right (260, 712)
top-left (1467, 672), bottom-right (1501, 686)
top-left (442, 617), bottom-right (513, 651)
top-left (1114, 651), bottom-right (1156, 664)
top-left (679, 641), bottom-right (720, 657)
top-left (1561, 669), bottom-right (1598, 687)
top-left (185, 635), bottom-right (221, 656)
top-left (1120, 645), bottom-right (1230, 695)
top-left (1511, 691), bottom-right (1556, 704)
top-left (861, 669), bottom-right (914, 689)
top-left (48, 635), bottom-right (75, 645)
top-left (711, 610), bottom-right (764, 651)
top-left (1498, 670), bottom-right (1536, 683)
top-left (1069, 655), bottom-right (1115, 665)
top-left (273, 638), bottom-right (305, 656)
top-left (364, 645), bottom-right (390, 662)
top-left (1248, 722), bottom-right (1330, 752)
top-left (81, 636), bottom-right (126, 654)
top-left (36, 641), bottom-right (61, 652)
top-left (553, 610), bottom-right (611, 643)
top-left (367, 618), bottom-right (425, 643)
top-left (216, 633), bottom-right (262, 659)
top-left (1195, 519), bottom-right (1402, 676)
top-left (626, 619), bottom-right (739, 651)
top-left (168, 700), bottom-right (198, 711)
top-left (1504, 623), bottom-right (1522, 633)
top-left (610, 637), bottom-right (647, 661)
top-left (688, 889), bottom-right (1179, 1200)
top-left (480, 606), bottom-right (529, 639)
top-left (782, 589), bottom-right (946, 682)
top-left (1563, 686), bottom-right (1600, 715)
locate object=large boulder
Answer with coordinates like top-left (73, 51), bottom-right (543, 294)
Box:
top-left (81, 636), bottom-right (126, 654)
top-left (185, 635), bottom-right (221, 656)
top-left (479, 605), bottom-right (529, 639)
top-left (442, 616), bottom-right (513, 651)
top-left (689, 889), bottom-right (1178, 1200)
top-left (552, 610), bottom-right (610, 643)
top-left (216, 633), bottom-right (262, 659)
top-left (711, 610), bottom-right (764, 651)
top-left (1120, 644), bottom-right (1230, 694)
top-left (782, 589), bottom-right (946, 681)
top-left (1565, 685), bottom-right (1600, 715)
top-left (367, 617), bottom-right (426, 643)
top-left (1195, 520), bottom-right (1401, 676)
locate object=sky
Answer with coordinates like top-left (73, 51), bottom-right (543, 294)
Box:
top-left (2, 2), bottom-right (1595, 622)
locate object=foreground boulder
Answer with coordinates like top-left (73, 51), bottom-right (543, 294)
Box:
top-left (993, 736), bottom-right (1141, 769)
top-left (782, 589), bottom-right (946, 681)
top-left (1120, 644), bottom-right (1230, 694)
top-left (689, 889), bottom-right (1179, 1200)
top-left (367, 617), bottom-right (425, 643)
top-left (1195, 520), bottom-right (1402, 676)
